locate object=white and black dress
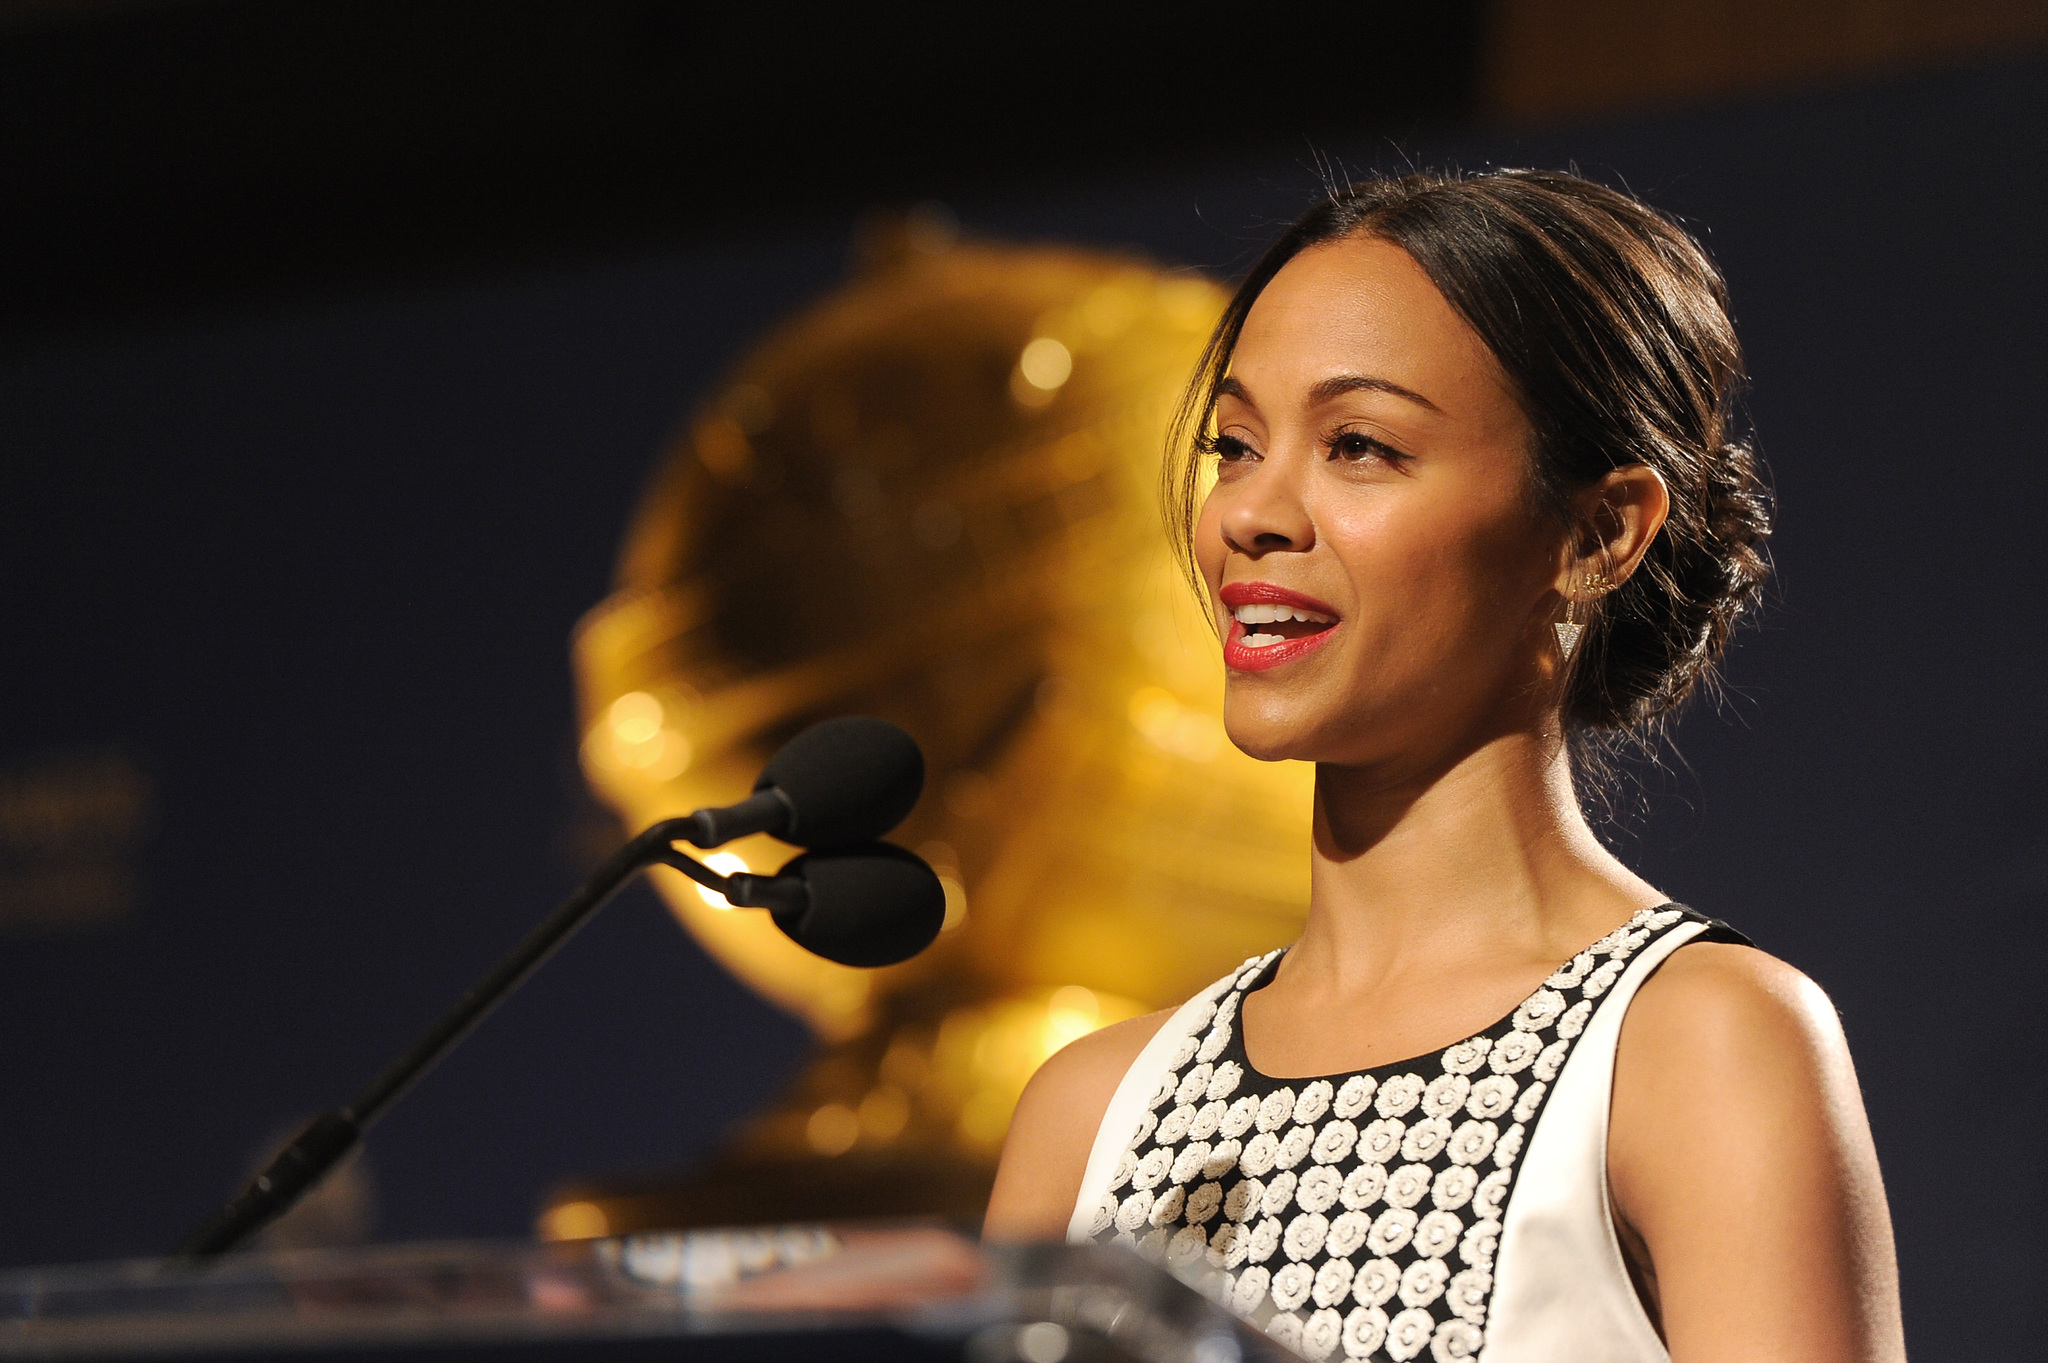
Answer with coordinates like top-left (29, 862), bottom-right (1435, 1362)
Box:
top-left (1067, 905), bottom-right (1748, 1362)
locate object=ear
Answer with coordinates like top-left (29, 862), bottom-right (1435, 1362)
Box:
top-left (1553, 464), bottom-right (1670, 595)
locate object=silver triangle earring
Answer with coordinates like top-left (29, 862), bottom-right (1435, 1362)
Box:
top-left (1555, 569), bottom-right (1610, 661)
top-left (1553, 593), bottom-right (1583, 661)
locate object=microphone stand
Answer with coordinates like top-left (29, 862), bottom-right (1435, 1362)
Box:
top-left (171, 814), bottom-right (784, 1262)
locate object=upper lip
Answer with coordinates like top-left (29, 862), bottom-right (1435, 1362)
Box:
top-left (1219, 581), bottom-right (1341, 618)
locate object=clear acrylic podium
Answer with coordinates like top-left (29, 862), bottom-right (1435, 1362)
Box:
top-left (0, 1226), bottom-right (1288, 1362)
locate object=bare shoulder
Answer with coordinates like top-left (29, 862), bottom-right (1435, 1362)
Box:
top-left (1614, 941), bottom-right (1862, 1178)
top-left (1611, 940), bottom-right (1904, 1361)
top-left (999, 1007), bottom-right (1183, 1176)
top-left (1621, 941), bottom-right (1853, 1088)
top-left (982, 1007), bottom-right (1176, 1243)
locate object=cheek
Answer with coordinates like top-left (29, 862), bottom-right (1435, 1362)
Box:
top-left (1322, 490), bottom-right (1540, 636)
top-left (1193, 493), bottom-right (1227, 588)
top-left (1317, 498), bottom-right (1424, 603)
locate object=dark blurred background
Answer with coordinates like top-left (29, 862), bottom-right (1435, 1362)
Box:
top-left (2, 1), bottom-right (2043, 1356)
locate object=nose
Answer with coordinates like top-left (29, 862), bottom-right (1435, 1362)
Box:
top-left (1216, 459), bottom-right (1315, 559)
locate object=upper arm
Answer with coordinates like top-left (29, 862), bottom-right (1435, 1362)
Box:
top-left (1609, 943), bottom-right (1905, 1363)
top-left (981, 1008), bottom-right (1173, 1243)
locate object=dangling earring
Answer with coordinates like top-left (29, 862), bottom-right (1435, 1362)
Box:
top-left (1554, 569), bottom-right (1610, 662)
top-left (1554, 590), bottom-right (1584, 661)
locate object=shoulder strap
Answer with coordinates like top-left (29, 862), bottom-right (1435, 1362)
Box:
top-left (1062, 957), bottom-right (1270, 1242)
top-left (1483, 910), bottom-right (1710, 1361)
top-left (1690, 916), bottom-right (1753, 948)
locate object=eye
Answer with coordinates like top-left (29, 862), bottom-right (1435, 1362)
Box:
top-left (1205, 433), bottom-right (1261, 463)
top-left (1328, 430), bottom-right (1407, 465)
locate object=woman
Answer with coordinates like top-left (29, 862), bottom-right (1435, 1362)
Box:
top-left (983, 171), bottom-right (1904, 1363)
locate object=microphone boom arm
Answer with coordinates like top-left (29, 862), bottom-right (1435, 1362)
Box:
top-left (171, 714), bottom-right (928, 1261)
top-left (171, 817), bottom-right (739, 1262)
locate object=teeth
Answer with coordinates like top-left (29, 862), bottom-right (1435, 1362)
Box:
top-left (1231, 603), bottom-right (1334, 626)
top-left (1242, 632), bottom-right (1285, 647)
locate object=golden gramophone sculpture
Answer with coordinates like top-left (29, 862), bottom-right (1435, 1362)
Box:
top-left (546, 224), bottom-right (1313, 1237)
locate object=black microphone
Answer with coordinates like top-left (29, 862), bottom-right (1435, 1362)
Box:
top-left (723, 843), bottom-right (946, 968)
top-left (679, 716), bottom-right (923, 849)
top-left (172, 717), bottom-right (932, 1262)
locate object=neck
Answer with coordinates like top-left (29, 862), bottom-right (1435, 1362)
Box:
top-left (1297, 726), bottom-right (1660, 987)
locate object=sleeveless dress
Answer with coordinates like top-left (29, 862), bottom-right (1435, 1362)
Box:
top-left (1066, 905), bottom-right (1748, 1362)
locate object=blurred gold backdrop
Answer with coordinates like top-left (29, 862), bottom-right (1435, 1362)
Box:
top-left (545, 223), bottom-right (1311, 1238)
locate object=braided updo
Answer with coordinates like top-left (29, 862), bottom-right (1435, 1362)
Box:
top-left (1166, 169), bottom-right (1772, 751)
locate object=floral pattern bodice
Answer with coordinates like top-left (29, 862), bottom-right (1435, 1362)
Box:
top-left (1084, 905), bottom-right (1713, 1362)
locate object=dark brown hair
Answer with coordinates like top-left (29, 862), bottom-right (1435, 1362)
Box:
top-left (1166, 168), bottom-right (1772, 751)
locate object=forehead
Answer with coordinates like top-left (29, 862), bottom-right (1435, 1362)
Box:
top-left (1230, 234), bottom-right (1511, 411)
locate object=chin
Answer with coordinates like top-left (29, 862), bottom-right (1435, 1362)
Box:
top-left (1221, 697), bottom-right (1330, 764)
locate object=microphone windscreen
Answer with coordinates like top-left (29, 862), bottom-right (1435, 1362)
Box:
top-left (768, 843), bottom-right (946, 968)
top-left (755, 717), bottom-right (924, 848)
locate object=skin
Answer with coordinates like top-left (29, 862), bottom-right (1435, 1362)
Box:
top-left (984, 236), bottom-right (1905, 1362)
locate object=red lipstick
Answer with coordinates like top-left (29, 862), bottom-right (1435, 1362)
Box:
top-left (1217, 582), bottom-right (1341, 673)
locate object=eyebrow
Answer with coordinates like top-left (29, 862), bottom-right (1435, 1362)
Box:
top-left (1217, 373), bottom-right (1443, 414)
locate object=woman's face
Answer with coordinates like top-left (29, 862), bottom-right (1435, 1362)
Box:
top-left (1196, 234), bottom-right (1565, 772)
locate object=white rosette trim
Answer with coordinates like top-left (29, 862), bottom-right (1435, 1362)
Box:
top-left (1296, 1164), bottom-right (1343, 1214)
top-left (1430, 1318), bottom-right (1484, 1362)
top-left (1271, 1260), bottom-right (1315, 1311)
top-left (1386, 1307), bottom-right (1437, 1362)
top-left (1413, 1209), bottom-right (1465, 1259)
top-left (1445, 1268), bottom-right (1490, 1323)
top-left (1326, 1209), bottom-right (1371, 1258)
top-left (1383, 1162), bottom-right (1433, 1209)
top-left (1353, 1257), bottom-right (1400, 1307)
top-left (1343, 1305), bottom-right (1390, 1358)
top-left (1334, 1073), bottom-right (1377, 1118)
top-left (1207, 1061), bottom-right (1245, 1102)
top-left (1399, 1255), bottom-right (1450, 1307)
top-left (1341, 1162), bottom-right (1387, 1210)
top-left (1375, 1073), bottom-right (1425, 1117)
top-left (1367, 1207), bottom-right (1418, 1256)
top-left (1422, 1072), bottom-right (1471, 1119)
top-left (1312, 1119), bottom-right (1360, 1165)
top-left (1233, 1265), bottom-right (1271, 1315)
top-left (1276, 1123), bottom-right (1316, 1170)
top-left (1283, 1210), bottom-right (1331, 1262)
top-left (1293, 1079), bottom-right (1334, 1125)
top-left (1312, 1257), bottom-right (1355, 1308)
top-left (1302, 1307), bottom-right (1343, 1361)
